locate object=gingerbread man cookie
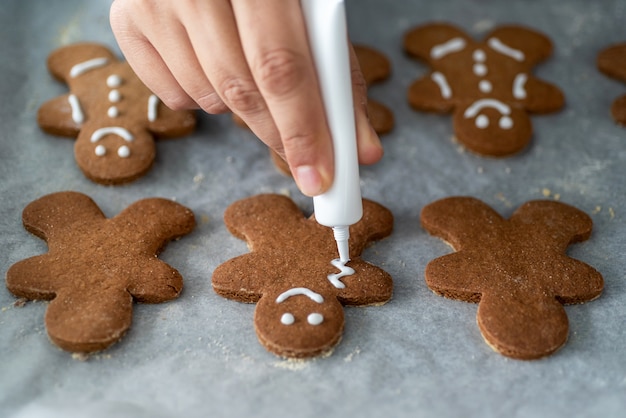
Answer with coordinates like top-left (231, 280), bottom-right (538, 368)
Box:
top-left (212, 194), bottom-right (393, 358)
top-left (5, 191), bottom-right (195, 353)
top-left (421, 197), bottom-right (603, 360)
top-left (405, 23), bottom-right (564, 156)
top-left (38, 43), bottom-right (196, 184)
top-left (597, 43), bottom-right (626, 125)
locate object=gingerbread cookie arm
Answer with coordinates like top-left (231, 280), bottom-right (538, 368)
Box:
top-left (408, 76), bottom-right (456, 112)
top-left (346, 199), bottom-right (394, 255)
top-left (223, 194), bottom-right (305, 248)
top-left (47, 43), bottom-right (117, 82)
top-left (20, 192), bottom-right (105, 241)
top-left (6, 255), bottom-right (59, 300)
top-left (37, 95), bottom-right (82, 137)
top-left (421, 197), bottom-right (504, 250)
top-left (404, 23), bottom-right (471, 63)
top-left (212, 253), bottom-right (268, 303)
top-left (424, 252), bottom-right (484, 301)
top-left (147, 102), bottom-right (196, 139)
top-left (521, 77), bottom-right (565, 113)
top-left (511, 201), bottom-right (593, 250)
top-left (354, 45), bottom-right (391, 85)
top-left (113, 198), bottom-right (196, 254)
top-left (486, 26), bottom-right (553, 65)
top-left (335, 259), bottom-right (393, 306)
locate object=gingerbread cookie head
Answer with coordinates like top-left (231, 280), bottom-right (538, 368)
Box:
top-left (405, 23), bottom-right (564, 156)
top-left (212, 194), bottom-right (393, 358)
top-left (37, 43), bottom-right (196, 184)
top-left (421, 197), bottom-right (603, 360)
top-left (597, 43), bottom-right (626, 125)
top-left (5, 191), bottom-right (195, 353)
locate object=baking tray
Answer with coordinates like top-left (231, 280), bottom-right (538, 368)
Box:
top-left (1, 0), bottom-right (625, 417)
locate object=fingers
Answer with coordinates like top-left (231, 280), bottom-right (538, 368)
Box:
top-left (349, 45), bottom-right (384, 165)
top-left (110, 0), bottom-right (227, 113)
top-left (231, 0), bottom-right (334, 196)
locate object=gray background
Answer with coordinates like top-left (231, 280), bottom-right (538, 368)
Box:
top-left (1, 0), bottom-right (625, 417)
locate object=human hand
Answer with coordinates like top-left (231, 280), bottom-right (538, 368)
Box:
top-left (110, 0), bottom-right (383, 196)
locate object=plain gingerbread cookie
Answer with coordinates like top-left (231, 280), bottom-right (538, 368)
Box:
top-left (212, 194), bottom-right (393, 358)
top-left (421, 197), bottom-right (603, 360)
top-left (405, 23), bottom-right (564, 156)
top-left (5, 191), bottom-right (195, 353)
top-left (38, 43), bottom-right (196, 184)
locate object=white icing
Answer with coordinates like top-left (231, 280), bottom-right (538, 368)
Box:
top-left (499, 115), bottom-right (513, 129)
top-left (464, 98), bottom-right (511, 118)
top-left (68, 94), bottom-right (84, 124)
top-left (307, 313), bottom-right (324, 326)
top-left (69, 57), bottom-right (109, 78)
top-left (275, 288), bottom-right (324, 304)
top-left (479, 80), bottom-right (493, 93)
top-left (117, 145), bottom-right (131, 158)
top-left (513, 73), bottom-right (528, 99)
top-left (431, 72), bottom-right (452, 99)
top-left (464, 99), bottom-right (514, 130)
top-left (430, 37), bottom-right (467, 59)
top-left (148, 94), bottom-right (159, 122)
top-left (107, 106), bottom-right (119, 118)
top-left (281, 313), bottom-right (295, 325)
top-left (476, 114), bottom-right (489, 128)
top-left (473, 49), bottom-right (486, 62)
top-left (108, 90), bottom-right (121, 103)
top-left (90, 126), bottom-right (134, 143)
top-left (487, 37), bottom-right (525, 61)
top-left (473, 63), bottom-right (487, 77)
top-left (95, 144), bottom-right (106, 156)
top-left (107, 74), bottom-right (122, 88)
top-left (327, 258), bottom-right (355, 289)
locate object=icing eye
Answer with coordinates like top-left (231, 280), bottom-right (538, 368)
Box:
top-left (281, 313), bottom-right (295, 325)
top-left (117, 145), bottom-right (131, 158)
top-left (95, 144), bottom-right (106, 157)
top-left (499, 115), bottom-right (513, 129)
top-left (475, 114), bottom-right (489, 129)
top-left (307, 313), bottom-right (324, 326)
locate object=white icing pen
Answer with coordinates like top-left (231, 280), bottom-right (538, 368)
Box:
top-left (301, 0), bottom-right (362, 263)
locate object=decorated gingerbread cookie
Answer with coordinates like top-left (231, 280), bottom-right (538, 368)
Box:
top-left (421, 197), bottom-right (603, 360)
top-left (405, 23), bottom-right (564, 156)
top-left (5, 191), bottom-right (195, 353)
top-left (597, 43), bottom-right (626, 125)
top-left (38, 43), bottom-right (196, 184)
top-left (212, 194), bottom-right (393, 358)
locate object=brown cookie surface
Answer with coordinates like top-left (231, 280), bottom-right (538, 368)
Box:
top-left (421, 197), bottom-right (603, 360)
top-left (5, 191), bottom-right (195, 353)
top-left (405, 23), bottom-right (564, 157)
top-left (597, 43), bottom-right (626, 125)
top-left (38, 43), bottom-right (196, 184)
top-left (212, 194), bottom-right (393, 358)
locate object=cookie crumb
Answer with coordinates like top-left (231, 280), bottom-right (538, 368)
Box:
top-left (71, 352), bottom-right (90, 362)
top-left (609, 207), bottom-right (615, 219)
top-left (193, 173), bottom-right (205, 184)
top-left (13, 298), bottom-right (27, 308)
top-left (542, 188), bottom-right (551, 197)
top-left (592, 206), bottom-right (602, 214)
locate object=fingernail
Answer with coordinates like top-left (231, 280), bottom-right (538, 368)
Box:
top-left (294, 165), bottom-right (323, 197)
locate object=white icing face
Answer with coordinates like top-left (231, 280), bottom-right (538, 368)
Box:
top-left (464, 98), bottom-right (514, 130)
top-left (275, 287), bottom-right (325, 326)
